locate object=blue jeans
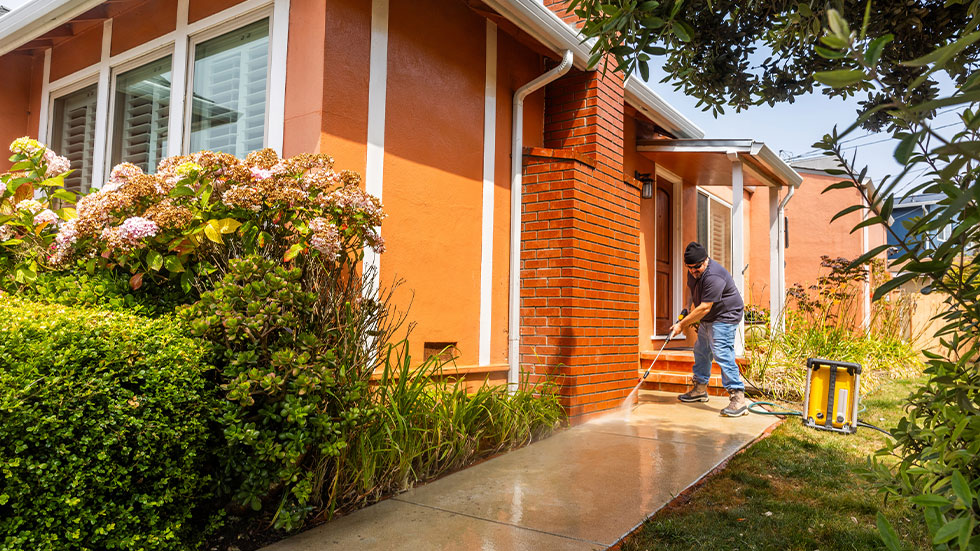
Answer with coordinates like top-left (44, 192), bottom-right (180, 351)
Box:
top-left (692, 321), bottom-right (744, 391)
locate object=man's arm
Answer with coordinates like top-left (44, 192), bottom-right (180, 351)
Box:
top-left (669, 301), bottom-right (712, 337)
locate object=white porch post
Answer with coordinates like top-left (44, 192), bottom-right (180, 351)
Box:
top-left (769, 186), bottom-right (781, 331)
top-left (729, 154), bottom-right (745, 356)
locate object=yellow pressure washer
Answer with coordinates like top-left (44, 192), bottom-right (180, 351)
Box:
top-left (801, 358), bottom-right (862, 434)
top-left (747, 357), bottom-right (889, 437)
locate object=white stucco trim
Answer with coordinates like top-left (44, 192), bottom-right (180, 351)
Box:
top-left (266, 0), bottom-right (290, 155)
top-left (363, 0), bottom-right (389, 287)
top-left (90, 18), bottom-right (111, 190)
top-left (479, 21), bottom-right (497, 367)
top-left (166, 0), bottom-right (189, 158)
top-left (37, 49), bottom-right (52, 144)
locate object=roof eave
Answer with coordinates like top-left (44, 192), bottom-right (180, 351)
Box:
top-left (0, 0), bottom-right (102, 57)
top-left (638, 138), bottom-right (803, 188)
top-left (481, 0), bottom-right (702, 139)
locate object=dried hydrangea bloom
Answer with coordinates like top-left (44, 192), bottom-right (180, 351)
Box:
top-left (15, 199), bottom-right (43, 215)
top-left (100, 216), bottom-right (158, 252)
top-left (223, 184), bottom-right (263, 212)
top-left (304, 167), bottom-right (340, 193)
top-left (245, 148), bottom-right (280, 170)
top-left (43, 149), bottom-right (71, 178)
top-left (10, 137), bottom-right (43, 156)
top-left (0, 224), bottom-right (15, 241)
top-left (144, 200), bottom-right (193, 230)
top-left (309, 217), bottom-right (341, 258)
top-left (338, 170), bottom-right (361, 187)
top-left (326, 185), bottom-right (386, 226)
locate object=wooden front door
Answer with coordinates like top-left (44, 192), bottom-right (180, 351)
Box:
top-left (655, 185), bottom-right (672, 335)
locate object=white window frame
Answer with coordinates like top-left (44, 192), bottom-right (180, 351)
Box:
top-left (47, 77), bottom-right (100, 193)
top-left (104, 47), bottom-right (174, 177)
top-left (183, 8), bottom-right (274, 155)
top-left (39, 0), bottom-right (289, 190)
top-left (696, 186), bottom-right (734, 274)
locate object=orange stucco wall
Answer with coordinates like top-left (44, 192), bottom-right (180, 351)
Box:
top-left (188, 0), bottom-right (242, 24)
top-left (624, 115), bottom-right (660, 353)
top-left (381, 0), bottom-right (488, 367)
top-left (0, 53), bottom-right (36, 168)
top-left (49, 22), bottom-right (102, 82)
top-left (110, 0), bottom-right (177, 57)
top-left (746, 186), bottom-right (776, 306)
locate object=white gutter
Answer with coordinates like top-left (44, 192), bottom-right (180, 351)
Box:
top-left (639, 139), bottom-right (803, 188)
top-left (480, 0), bottom-right (702, 139)
top-left (508, 49), bottom-right (573, 388)
top-left (0, 0), bottom-right (102, 56)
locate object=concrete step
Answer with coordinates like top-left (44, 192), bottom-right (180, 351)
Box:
top-left (637, 370), bottom-right (728, 396)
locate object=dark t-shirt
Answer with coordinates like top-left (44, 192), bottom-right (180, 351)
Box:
top-left (687, 259), bottom-right (744, 324)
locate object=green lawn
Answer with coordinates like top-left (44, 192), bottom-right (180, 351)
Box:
top-left (619, 377), bottom-right (931, 551)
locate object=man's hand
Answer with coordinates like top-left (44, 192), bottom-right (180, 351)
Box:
top-left (668, 323), bottom-right (682, 339)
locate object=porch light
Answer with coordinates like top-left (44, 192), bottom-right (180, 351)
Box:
top-left (635, 171), bottom-right (655, 199)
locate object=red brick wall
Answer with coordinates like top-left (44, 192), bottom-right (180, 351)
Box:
top-left (520, 146), bottom-right (639, 421)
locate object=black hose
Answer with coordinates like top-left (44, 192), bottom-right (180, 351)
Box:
top-left (857, 420), bottom-right (894, 438)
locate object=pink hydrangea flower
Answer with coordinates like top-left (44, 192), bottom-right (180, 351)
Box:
top-left (118, 216), bottom-right (159, 240)
top-left (309, 217), bottom-right (341, 258)
top-left (55, 219), bottom-right (78, 246)
top-left (15, 199), bottom-right (43, 215)
top-left (34, 209), bottom-right (59, 226)
top-left (251, 167), bottom-right (274, 181)
top-left (43, 149), bottom-right (71, 177)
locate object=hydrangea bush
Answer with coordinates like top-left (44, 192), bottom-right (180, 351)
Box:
top-left (0, 138), bottom-right (75, 284)
top-left (48, 147), bottom-right (385, 297)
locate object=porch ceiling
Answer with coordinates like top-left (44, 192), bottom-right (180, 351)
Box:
top-left (637, 138), bottom-right (803, 189)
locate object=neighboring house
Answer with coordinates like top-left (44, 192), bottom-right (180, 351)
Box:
top-left (887, 193), bottom-right (949, 262)
top-left (0, 0), bottom-right (801, 421)
top-left (757, 156), bottom-right (888, 331)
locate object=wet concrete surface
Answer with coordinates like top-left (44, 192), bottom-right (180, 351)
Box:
top-left (261, 390), bottom-right (779, 551)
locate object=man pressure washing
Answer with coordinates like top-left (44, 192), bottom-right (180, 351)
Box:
top-left (668, 242), bottom-right (748, 417)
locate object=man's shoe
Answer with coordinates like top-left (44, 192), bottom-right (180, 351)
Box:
top-left (678, 382), bottom-right (709, 403)
top-left (720, 389), bottom-right (749, 417)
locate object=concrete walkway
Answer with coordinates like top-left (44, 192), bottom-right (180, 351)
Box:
top-left (262, 390), bottom-right (780, 551)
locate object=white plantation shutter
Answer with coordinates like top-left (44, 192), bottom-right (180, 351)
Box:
top-left (709, 201), bottom-right (732, 273)
top-left (111, 57), bottom-right (171, 173)
top-left (697, 191), bottom-right (733, 273)
top-left (51, 84), bottom-right (97, 194)
top-left (189, 19), bottom-right (269, 157)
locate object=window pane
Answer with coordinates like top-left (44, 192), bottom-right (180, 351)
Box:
top-left (51, 84), bottom-right (97, 193)
top-left (111, 56), bottom-right (172, 173)
top-left (189, 19), bottom-right (269, 157)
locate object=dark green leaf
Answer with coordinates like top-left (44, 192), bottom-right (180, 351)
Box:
top-left (933, 516), bottom-right (969, 544)
top-left (903, 31), bottom-right (980, 67)
top-left (814, 69), bottom-right (867, 88)
top-left (910, 494), bottom-right (951, 507)
top-left (951, 470), bottom-right (972, 508)
top-left (876, 513), bottom-right (901, 551)
top-left (894, 133), bottom-right (918, 164)
top-left (873, 272), bottom-right (917, 301)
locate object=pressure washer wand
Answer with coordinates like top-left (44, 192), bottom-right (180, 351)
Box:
top-left (638, 309), bottom-right (689, 383)
top-left (639, 336), bottom-right (671, 382)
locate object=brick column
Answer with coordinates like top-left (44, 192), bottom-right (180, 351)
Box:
top-left (520, 145), bottom-right (639, 422)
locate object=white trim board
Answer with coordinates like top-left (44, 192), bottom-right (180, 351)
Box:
top-left (363, 0), bottom-right (389, 289)
top-left (478, 20), bottom-right (497, 366)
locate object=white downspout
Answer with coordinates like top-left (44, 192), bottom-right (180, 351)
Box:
top-left (508, 50), bottom-right (573, 388)
top-left (776, 184), bottom-right (797, 331)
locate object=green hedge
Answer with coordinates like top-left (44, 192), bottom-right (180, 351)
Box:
top-left (0, 297), bottom-right (220, 551)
